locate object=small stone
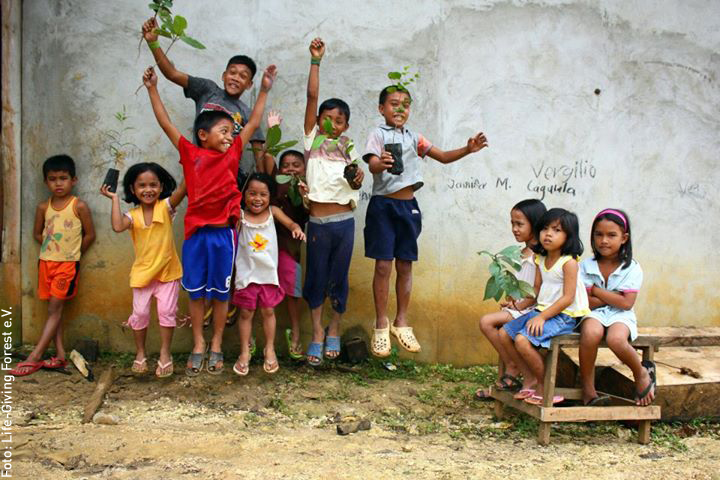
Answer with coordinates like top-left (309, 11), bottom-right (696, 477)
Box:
top-left (401, 444), bottom-right (413, 452)
top-left (92, 412), bottom-right (119, 425)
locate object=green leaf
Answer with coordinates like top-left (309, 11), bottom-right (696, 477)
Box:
top-left (498, 255), bottom-right (522, 272)
top-left (518, 280), bottom-right (536, 298)
top-left (273, 140), bottom-right (298, 150)
top-left (179, 35), bottom-right (205, 49)
top-left (321, 117), bottom-right (333, 135)
top-left (483, 276), bottom-right (499, 301)
top-left (266, 125), bottom-right (281, 147)
top-left (155, 28), bottom-right (172, 38)
top-left (488, 261), bottom-right (501, 278)
top-left (311, 134), bottom-right (327, 150)
top-left (288, 186), bottom-right (302, 206)
top-left (53, 233), bottom-right (62, 240)
top-left (499, 245), bottom-right (522, 261)
top-left (149, 3), bottom-right (161, 12)
top-left (476, 250), bottom-right (493, 258)
top-left (172, 15), bottom-right (187, 35)
top-left (387, 86), bottom-right (397, 93)
top-left (387, 72), bottom-right (402, 80)
top-left (345, 142), bottom-right (354, 156)
top-left (275, 174), bottom-right (292, 184)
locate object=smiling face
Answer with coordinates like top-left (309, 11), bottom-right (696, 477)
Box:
top-left (379, 91), bottom-right (412, 128)
top-left (244, 179), bottom-right (270, 215)
top-left (317, 108), bottom-right (349, 139)
top-left (198, 118), bottom-right (235, 152)
top-left (131, 170), bottom-right (162, 206)
top-left (539, 219), bottom-right (567, 254)
top-left (45, 170), bottom-right (76, 199)
top-left (592, 219), bottom-right (628, 260)
top-left (222, 63), bottom-right (253, 97)
top-left (279, 153), bottom-right (305, 176)
top-left (510, 209), bottom-right (534, 244)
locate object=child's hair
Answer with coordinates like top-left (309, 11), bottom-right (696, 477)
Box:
top-left (591, 208), bottom-right (633, 268)
top-left (512, 199), bottom-right (547, 232)
top-left (379, 86), bottom-right (412, 105)
top-left (226, 55), bottom-right (257, 78)
top-left (279, 149), bottom-right (305, 167)
top-left (532, 208), bottom-right (583, 258)
top-left (193, 110), bottom-right (234, 144)
top-left (122, 162), bottom-right (177, 205)
top-left (318, 98), bottom-right (351, 122)
top-left (242, 172), bottom-right (276, 208)
top-left (43, 154), bottom-right (76, 179)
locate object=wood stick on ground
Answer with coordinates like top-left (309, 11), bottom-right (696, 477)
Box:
top-left (82, 368), bottom-right (116, 424)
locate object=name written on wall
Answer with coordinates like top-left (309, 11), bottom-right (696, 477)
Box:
top-left (527, 159), bottom-right (597, 200)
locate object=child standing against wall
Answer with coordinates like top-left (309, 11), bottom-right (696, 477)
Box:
top-left (144, 63), bottom-right (276, 376)
top-left (364, 85), bottom-right (488, 357)
top-left (302, 38), bottom-right (364, 366)
top-left (12, 155), bottom-right (96, 376)
top-left (100, 163), bottom-right (186, 377)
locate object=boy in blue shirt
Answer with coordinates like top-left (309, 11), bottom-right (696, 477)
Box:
top-left (363, 86), bottom-right (488, 357)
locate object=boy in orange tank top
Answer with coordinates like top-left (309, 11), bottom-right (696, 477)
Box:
top-left (11, 155), bottom-right (96, 376)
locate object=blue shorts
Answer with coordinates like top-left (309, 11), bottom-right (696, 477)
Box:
top-left (503, 310), bottom-right (576, 348)
top-left (364, 196), bottom-right (422, 261)
top-left (303, 214), bottom-right (354, 313)
top-left (181, 226), bottom-right (236, 301)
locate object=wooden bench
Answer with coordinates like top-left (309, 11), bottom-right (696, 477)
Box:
top-left (491, 327), bottom-right (720, 445)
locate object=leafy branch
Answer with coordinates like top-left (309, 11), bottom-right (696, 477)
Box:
top-left (275, 174), bottom-right (306, 207)
top-left (255, 125), bottom-right (298, 157)
top-left (386, 66), bottom-right (420, 94)
top-left (477, 246), bottom-right (536, 302)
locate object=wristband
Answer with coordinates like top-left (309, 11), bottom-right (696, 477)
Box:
top-left (148, 40), bottom-right (160, 50)
top-left (311, 57), bottom-right (321, 65)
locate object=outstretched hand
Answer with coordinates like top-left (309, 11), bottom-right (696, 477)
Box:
top-left (261, 65), bottom-right (277, 92)
top-left (267, 110), bottom-right (282, 129)
top-left (143, 66), bottom-right (158, 88)
top-left (467, 132), bottom-right (488, 153)
top-left (309, 37), bottom-right (325, 59)
top-left (142, 17), bottom-right (159, 43)
top-left (291, 226), bottom-right (306, 242)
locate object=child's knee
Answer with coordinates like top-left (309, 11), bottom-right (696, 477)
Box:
top-left (395, 259), bottom-right (412, 276)
top-left (374, 260), bottom-right (392, 278)
top-left (605, 332), bottom-right (630, 351)
top-left (259, 307), bottom-right (275, 319)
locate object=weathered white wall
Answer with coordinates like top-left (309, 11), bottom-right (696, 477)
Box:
top-left (19, 0), bottom-right (720, 364)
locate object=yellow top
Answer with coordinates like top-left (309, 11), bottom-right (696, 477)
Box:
top-left (40, 196), bottom-right (82, 262)
top-left (127, 198), bottom-right (182, 288)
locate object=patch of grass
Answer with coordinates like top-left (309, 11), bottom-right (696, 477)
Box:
top-left (416, 419), bottom-right (443, 435)
top-left (268, 395), bottom-right (290, 416)
top-left (99, 351), bottom-right (137, 368)
top-left (652, 423), bottom-right (688, 452)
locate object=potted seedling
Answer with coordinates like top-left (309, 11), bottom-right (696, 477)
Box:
top-left (256, 123), bottom-right (303, 205)
top-left (311, 117), bottom-right (360, 189)
top-left (477, 246), bottom-right (536, 303)
top-left (384, 66), bottom-right (419, 175)
top-left (101, 106), bottom-right (138, 193)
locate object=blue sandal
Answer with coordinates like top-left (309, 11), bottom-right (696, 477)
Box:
top-left (307, 341), bottom-right (324, 367)
top-left (207, 351), bottom-right (224, 375)
top-left (324, 327), bottom-right (341, 360)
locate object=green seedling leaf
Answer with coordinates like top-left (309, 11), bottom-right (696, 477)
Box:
top-left (275, 174), bottom-right (292, 184)
top-left (172, 15), bottom-right (187, 35)
top-left (287, 186), bottom-right (302, 207)
top-left (499, 245), bottom-right (522, 261)
top-left (488, 261), bottom-right (501, 278)
top-left (387, 86), bottom-right (397, 93)
top-left (483, 276), bottom-right (499, 301)
top-left (518, 280), bottom-right (536, 298)
top-left (155, 28), bottom-right (172, 38)
top-left (345, 142), bottom-right (354, 156)
top-left (497, 255), bottom-right (522, 272)
top-left (53, 233), bottom-right (62, 241)
top-left (180, 35), bottom-right (205, 50)
top-left (273, 140), bottom-right (298, 151)
top-left (388, 72), bottom-right (402, 80)
top-left (477, 250), bottom-right (493, 258)
top-left (322, 117), bottom-right (334, 135)
top-left (311, 134), bottom-right (327, 150)
top-left (266, 125), bottom-right (281, 147)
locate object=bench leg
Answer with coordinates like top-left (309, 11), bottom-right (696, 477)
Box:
top-left (638, 420), bottom-right (651, 444)
top-left (494, 399), bottom-right (505, 419)
top-left (538, 421), bottom-right (551, 445)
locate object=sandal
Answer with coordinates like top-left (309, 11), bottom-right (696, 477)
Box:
top-left (390, 325), bottom-right (421, 353)
top-left (324, 327), bottom-right (341, 360)
top-left (9, 361), bottom-right (44, 376)
top-left (513, 388), bottom-right (536, 400)
top-left (156, 358), bottom-right (174, 378)
top-left (306, 341), bottom-right (324, 367)
top-left (285, 329), bottom-right (304, 360)
top-left (495, 373), bottom-right (523, 392)
top-left (371, 326), bottom-right (391, 357)
top-left (263, 354), bottom-right (280, 374)
top-left (131, 358), bottom-right (148, 374)
top-left (185, 350), bottom-right (205, 377)
top-left (636, 360), bottom-right (657, 405)
top-left (233, 357), bottom-right (249, 376)
top-left (474, 388), bottom-right (493, 400)
top-left (207, 351), bottom-right (224, 375)
top-left (42, 356), bottom-right (68, 370)
top-left (525, 394), bottom-right (564, 406)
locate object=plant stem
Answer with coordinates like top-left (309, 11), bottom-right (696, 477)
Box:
top-left (134, 38), bottom-right (178, 95)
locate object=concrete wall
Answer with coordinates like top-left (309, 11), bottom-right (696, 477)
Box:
top-left (18, 0), bottom-right (720, 365)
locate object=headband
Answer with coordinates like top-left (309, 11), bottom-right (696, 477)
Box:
top-left (596, 209), bottom-right (627, 231)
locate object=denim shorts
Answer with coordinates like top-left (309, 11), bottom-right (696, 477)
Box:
top-left (503, 309), bottom-right (576, 348)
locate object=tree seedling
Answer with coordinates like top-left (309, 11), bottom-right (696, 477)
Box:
top-left (477, 246), bottom-right (536, 302)
top-left (101, 106), bottom-right (138, 193)
top-left (384, 66), bottom-right (420, 175)
top-left (275, 173), bottom-right (305, 207)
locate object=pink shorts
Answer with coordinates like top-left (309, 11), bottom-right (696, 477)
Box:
top-left (277, 250), bottom-right (303, 298)
top-left (127, 279), bottom-right (180, 330)
top-left (232, 283), bottom-right (285, 310)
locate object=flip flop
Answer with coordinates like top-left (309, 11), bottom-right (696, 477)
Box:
top-left (207, 351), bottom-right (224, 375)
top-left (585, 394), bottom-right (611, 406)
top-left (306, 341), bottom-right (324, 367)
top-left (233, 357), bottom-right (249, 376)
top-left (525, 394), bottom-right (564, 406)
top-left (324, 327), bottom-right (341, 360)
top-left (185, 350), bottom-right (205, 377)
top-left (285, 329), bottom-right (304, 360)
top-left (42, 357), bottom-right (68, 369)
top-left (10, 361), bottom-right (44, 376)
top-left (155, 358), bottom-right (174, 378)
top-left (131, 358), bottom-right (148, 374)
top-left (474, 388), bottom-right (493, 401)
top-left (513, 388), bottom-right (536, 400)
top-left (263, 357), bottom-right (280, 374)
top-left (495, 373), bottom-right (523, 392)
top-left (636, 360), bottom-right (657, 404)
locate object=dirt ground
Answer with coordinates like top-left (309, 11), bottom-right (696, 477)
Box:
top-left (12, 355), bottom-right (720, 480)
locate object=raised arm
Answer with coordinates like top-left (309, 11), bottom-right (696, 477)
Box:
top-left (239, 65), bottom-right (277, 147)
top-left (99, 185), bottom-right (132, 233)
top-left (426, 132), bottom-right (488, 164)
top-left (142, 17), bottom-right (189, 88)
top-left (168, 179), bottom-right (187, 209)
top-left (144, 67), bottom-right (182, 150)
top-left (304, 38), bottom-right (325, 135)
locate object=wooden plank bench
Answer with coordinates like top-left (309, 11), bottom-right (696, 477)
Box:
top-left (491, 327), bottom-right (720, 445)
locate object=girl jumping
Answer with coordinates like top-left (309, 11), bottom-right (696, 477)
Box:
top-left (578, 209), bottom-right (653, 406)
top-left (498, 208), bottom-right (589, 405)
top-left (100, 163), bottom-right (186, 377)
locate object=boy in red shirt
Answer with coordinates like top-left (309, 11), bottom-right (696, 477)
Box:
top-left (143, 64), bottom-right (276, 376)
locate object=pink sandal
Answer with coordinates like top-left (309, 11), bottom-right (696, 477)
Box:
top-left (524, 394), bottom-right (564, 405)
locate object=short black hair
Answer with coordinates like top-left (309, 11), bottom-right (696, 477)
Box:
top-left (278, 149), bottom-right (305, 167)
top-left (122, 162), bottom-right (176, 205)
top-left (379, 85), bottom-right (412, 105)
top-left (193, 110), bottom-right (234, 145)
top-left (241, 172), bottom-right (276, 209)
top-left (532, 208), bottom-right (584, 258)
top-left (43, 154), bottom-right (75, 179)
top-left (226, 55), bottom-right (257, 78)
top-left (591, 208), bottom-right (633, 268)
top-left (318, 98), bottom-right (350, 122)
top-left (512, 199), bottom-right (547, 233)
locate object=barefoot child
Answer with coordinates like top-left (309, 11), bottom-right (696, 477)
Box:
top-left (498, 208), bottom-right (589, 405)
top-left (143, 63), bottom-right (276, 376)
top-left (364, 84), bottom-right (488, 357)
top-left (476, 199), bottom-right (546, 399)
top-left (100, 163), bottom-right (186, 377)
top-left (231, 173), bottom-right (305, 376)
top-left (579, 209), bottom-right (653, 406)
top-left (302, 38), bottom-right (364, 366)
top-left (12, 155), bottom-right (96, 376)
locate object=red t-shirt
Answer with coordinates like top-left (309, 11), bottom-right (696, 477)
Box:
top-left (179, 136), bottom-right (243, 239)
